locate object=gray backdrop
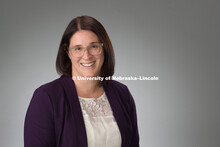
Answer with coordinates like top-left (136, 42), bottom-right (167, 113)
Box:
top-left (1, 0), bottom-right (220, 147)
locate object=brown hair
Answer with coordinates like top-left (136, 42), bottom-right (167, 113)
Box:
top-left (56, 16), bottom-right (115, 85)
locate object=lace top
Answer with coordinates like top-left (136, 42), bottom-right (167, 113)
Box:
top-left (78, 93), bottom-right (122, 147)
top-left (79, 93), bottom-right (113, 117)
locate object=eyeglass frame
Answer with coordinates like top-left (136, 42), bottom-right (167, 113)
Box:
top-left (67, 42), bottom-right (103, 57)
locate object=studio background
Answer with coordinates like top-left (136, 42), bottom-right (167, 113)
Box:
top-left (1, 0), bottom-right (219, 147)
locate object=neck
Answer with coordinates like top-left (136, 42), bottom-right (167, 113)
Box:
top-left (72, 75), bottom-right (103, 98)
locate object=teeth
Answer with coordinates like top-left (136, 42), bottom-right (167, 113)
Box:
top-left (82, 62), bottom-right (94, 67)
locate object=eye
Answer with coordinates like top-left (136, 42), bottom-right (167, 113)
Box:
top-left (74, 47), bottom-right (82, 51)
top-left (91, 44), bottom-right (99, 49)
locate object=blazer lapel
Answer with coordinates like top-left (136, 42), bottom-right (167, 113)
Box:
top-left (104, 83), bottom-right (131, 147)
top-left (61, 75), bottom-right (88, 147)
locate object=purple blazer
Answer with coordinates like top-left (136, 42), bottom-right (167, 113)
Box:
top-left (24, 75), bottom-right (139, 147)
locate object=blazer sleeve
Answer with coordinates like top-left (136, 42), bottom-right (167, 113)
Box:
top-left (127, 87), bottom-right (140, 147)
top-left (24, 88), bottom-right (56, 147)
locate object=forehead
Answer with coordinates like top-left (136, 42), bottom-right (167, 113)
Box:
top-left (69, 30), bottom-right (100, 46)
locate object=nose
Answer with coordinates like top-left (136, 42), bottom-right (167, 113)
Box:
top-left (82, 49), bottom-right (92, 59)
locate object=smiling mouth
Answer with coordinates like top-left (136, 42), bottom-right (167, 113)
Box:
top-left (81, 61), bottom-right (96, 67)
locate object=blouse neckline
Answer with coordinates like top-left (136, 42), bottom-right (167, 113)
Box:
top-left (78, 92), bottom-right (105, 100)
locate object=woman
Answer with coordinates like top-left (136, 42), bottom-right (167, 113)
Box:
top-left (24, 16), bottom-right (139, 147)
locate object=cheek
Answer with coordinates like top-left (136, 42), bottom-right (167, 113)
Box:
top-left (70, 56), bottom-right (81, 65)
top-left (68, 52), bottom-right (79, 62)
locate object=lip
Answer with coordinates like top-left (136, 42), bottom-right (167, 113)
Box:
top-left (80, 61), bottom-right (96, 68)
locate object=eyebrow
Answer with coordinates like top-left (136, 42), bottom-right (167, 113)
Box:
top-left (71, 42), bottom-right (100, 47)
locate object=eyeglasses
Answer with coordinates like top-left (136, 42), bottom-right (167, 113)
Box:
top-left (68, 42), bottom-right (103, 57)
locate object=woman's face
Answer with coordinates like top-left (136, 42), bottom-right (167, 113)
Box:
top-left (68, 30), bottom-right (104, 78)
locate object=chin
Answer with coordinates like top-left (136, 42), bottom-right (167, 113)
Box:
top-left (82, 73), bottom-right (98, 77)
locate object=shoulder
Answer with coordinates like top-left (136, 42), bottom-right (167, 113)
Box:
top-left (31, 75), bottom-right (73, 110)
top-left (34, 75), bottom-right (69, 97)
top-left (36, 76), bottom-right (62, 91)
top-left (106, 80), bottom-right (136, 115)
top-left (106, 80), bottom-right (133, 102)
top-left (110, 80), bottom-right (129, 92)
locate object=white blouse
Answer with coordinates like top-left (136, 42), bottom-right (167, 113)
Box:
top-left (78, 92), bottom-right (122, 147)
